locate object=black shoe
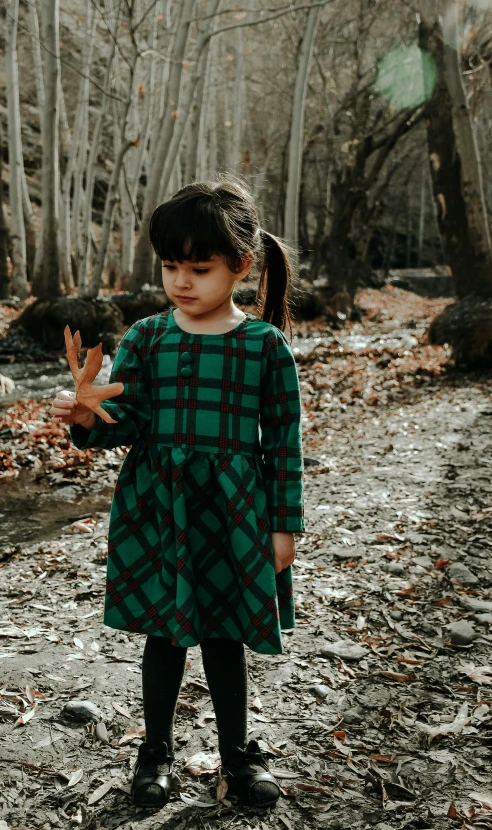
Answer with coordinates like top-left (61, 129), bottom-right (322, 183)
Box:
top-left (222, 739), bottom-right (281, 807)
top-left (130, 741), bottom-right (175, 808)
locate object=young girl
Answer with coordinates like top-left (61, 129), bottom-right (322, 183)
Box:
top-left (50, 178), bottom-right (305, 811)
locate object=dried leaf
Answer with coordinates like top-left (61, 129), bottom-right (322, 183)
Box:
top-left (118, 723), bottom-right (145, 745)
top-left (416, 702), bottom-right (469, 740)
top-left (216, 771), bottom-right (229, 802)
top-left (180, 793), bottom-right (217, 808)
top-left (112, 700), bottom-right (132, 719)
top-left (380, 671), bottom-right (417, 683)
top-left (184, 751), bottom-right (221, 776)
top-left (67, 768), bottom-right (84, 787)
top-left (15, 706), bottom-right (35, 726)
top-left (64, 326), bottom-right (124, 424)
top-left (460, 663), bottom-right (492, 685)
top-left (88, 778), bottom-right (120, 805)
top-left (195, 710), bottom-right (216, 728)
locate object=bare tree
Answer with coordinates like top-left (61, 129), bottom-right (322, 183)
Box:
top-left (32, 0), bottom-right (62, 298)
top-left (284, 5), bottom-right (321, 253)
top-left (419, 0), bottom-right (492, 298)
top-left (131, 0), bottom-right (197, 291)
top-left (5, 0), bottom-right (29, 299)
top-left (0, 120), bottom-right (11, 300)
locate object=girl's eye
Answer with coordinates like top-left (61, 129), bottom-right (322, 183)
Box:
top-left (162, 264), bottom-right (176, 270)
top-left (193, 269), bottom-right (209, 274)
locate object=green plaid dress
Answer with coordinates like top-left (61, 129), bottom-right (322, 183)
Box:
top-left (70, 306), bottom-right (304, 655)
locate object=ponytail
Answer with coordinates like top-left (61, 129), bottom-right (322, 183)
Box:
top-left (257, 229), bottom-right (297, 338)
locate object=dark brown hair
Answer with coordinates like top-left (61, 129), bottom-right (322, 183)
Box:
top-left (149, 175), bottom-right (296, 336)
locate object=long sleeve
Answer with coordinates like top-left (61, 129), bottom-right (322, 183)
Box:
top-left (259, 327), bottom-right (305, 533)
top-left (69, 323), bottom-right (152, 450)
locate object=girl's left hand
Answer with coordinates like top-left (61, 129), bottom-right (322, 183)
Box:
top-left (271, 531), bottom-right (296, 574)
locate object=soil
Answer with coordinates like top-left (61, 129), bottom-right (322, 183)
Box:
top-left (0, 287), bottom-right (491, 830)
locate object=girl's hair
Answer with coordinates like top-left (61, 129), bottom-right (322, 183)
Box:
top-left (149, 175), bottom-right (296, 335)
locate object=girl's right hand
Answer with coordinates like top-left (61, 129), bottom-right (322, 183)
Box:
top-left (50, 390), bottom-right (97, 431)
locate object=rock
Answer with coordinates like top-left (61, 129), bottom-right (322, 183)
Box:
top-left (446, 621), bottom-right (476, 646)
top-left (474, 613), bottom-right (492, 625)
top-left (321, 639), bottom-right (368, 662)
top-left (309, 684), bottom-right (332, 699)
top-left (356, 688), bottom-right (391, 709)
top-left (333, 549), bottom-right (362, 561)
top-left (303, 456), bottom-right (323, 467)
top-left (342, 706), bottom-right (363, 724)
top-left (460, 596), bottom-right (492, 613)
top-left (389, 610), bottom-right (403, 620)
top-left (95, 721), bottom-right (109, 743)
top-left (62, 699), bottom-right (102, 722)
top-left (447, 562), bottom-right (479, 586)
top-left (384, 562), bottom-right (405, 575)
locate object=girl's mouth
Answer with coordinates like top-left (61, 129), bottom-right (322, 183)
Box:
top-left (176, 296), bottom-right (196, 302)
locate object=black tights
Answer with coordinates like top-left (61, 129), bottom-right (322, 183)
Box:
top-left (142, 635), bottom-right (248, 764)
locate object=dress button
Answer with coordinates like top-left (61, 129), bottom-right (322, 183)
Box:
top-left (180, 366), bottom-right (193, 378)
top-left (181, 352), bottom-right (192, 363)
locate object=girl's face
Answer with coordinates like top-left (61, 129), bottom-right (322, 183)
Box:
top-left (161, 253), bottom-right (251, 316)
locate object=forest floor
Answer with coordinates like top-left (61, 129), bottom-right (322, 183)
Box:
top-left (1, 287), bottom-right (492, 830)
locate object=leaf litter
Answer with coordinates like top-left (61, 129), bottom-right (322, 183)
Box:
top-left (0, 287), bottom-right (491, 828)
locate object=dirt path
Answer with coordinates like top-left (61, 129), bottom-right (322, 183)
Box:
top-left (1, 289), bottom-right (492, 830)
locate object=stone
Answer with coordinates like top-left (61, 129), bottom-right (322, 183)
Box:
top-left (460, 596), bottom-right (492, 613)
top-left (384, 562), bottom-right (405, 575)
top-left (389, 609), bottom-right (403, 620)
top-left (342, 706), bottom-right (363, 724)
top-left (320, 639), bottom-right (368, 662)
top-left (309, 684), bottom-right (332, 699)
top-left (333, 549), bottom-right (362, 561)
top-left (62, 699), bottom-right (102, 722)
top-left (474, 613), bottom-right (492, 625)
top-left (303, 456), bottom-right (323, 467)
top-left (446, 621), bottom-right (476, 646)
top-left (447, 562), bottom-right (479, 586)
top-left (356, 688), bottom-right (391, 709)
top-left (95, 721), bottom-right (109, 743)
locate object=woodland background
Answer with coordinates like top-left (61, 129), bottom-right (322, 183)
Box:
top-left (1, 3), bottom-right (492, 830)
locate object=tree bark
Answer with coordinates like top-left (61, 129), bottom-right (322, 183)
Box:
top-left (284, 6), bottom-right (321, 254)
top-left (130, 0), bottom-right (196, 292)
top-left (32, 0), bottom-right (62, 298)
top-left (0, 120), bottom-right (11, 300)
top-left (5, 0), bottom-right (29, 299)
top-left (419, 0), bottom-right (492, 297)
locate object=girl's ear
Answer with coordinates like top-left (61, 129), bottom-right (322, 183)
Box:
top-left (236, 253), bottom-right (254, 280)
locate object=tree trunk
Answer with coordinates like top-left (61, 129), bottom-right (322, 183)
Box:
top-left (29, 0), bottom-right (46, 286)
top-left (130, 0), bottom-right (196, 292)
top-left (32, 0), bottom-right (62, 298)
top-left (0, 120), bottom-right (11, 300)
top-left (184, 0), bottom-right (220, 181)
top-left (284, 7), bottom-right (321, 254)
top-left (5, 0), bottom-right (29, 299)
top-left (419, 0), bottom-right (492, 298)
top-left (158, 0), bottom-right (221, 198)
top-left (72, 1), bottom-right (97, 295)
top-left (120, 1), bottom-right (160, 285)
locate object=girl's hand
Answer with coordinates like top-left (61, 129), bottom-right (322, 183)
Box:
top-left (50, 389), bottom-right (97, 431)
top-left (271, 531), bottom-right (296, 574)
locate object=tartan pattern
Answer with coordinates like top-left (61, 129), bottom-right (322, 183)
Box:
top-left (70, 307), bottom-right (304, 655)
